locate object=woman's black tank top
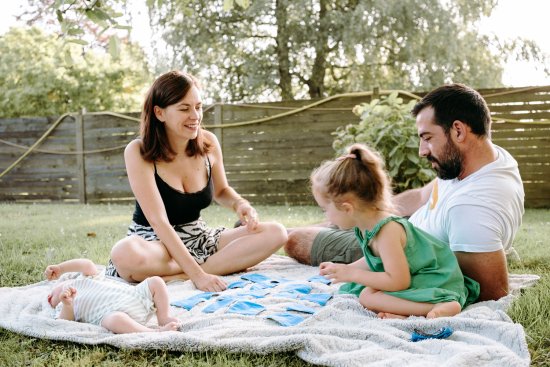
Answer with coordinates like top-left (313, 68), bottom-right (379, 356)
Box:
top-left (132, 157), bottom-right (213, 226)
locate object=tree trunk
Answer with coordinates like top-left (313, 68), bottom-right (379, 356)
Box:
top-left (275, 0), bottom-right (294, 100)
top-left (307, 0), bottom-right (330, 99)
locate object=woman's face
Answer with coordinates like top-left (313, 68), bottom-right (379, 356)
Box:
top-left (156, 85), bottom-right (203, 141)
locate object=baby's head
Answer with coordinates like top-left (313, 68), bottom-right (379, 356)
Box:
top-left (311, 143), bottom-right (393, 226)
top-left (47, 280), bottom-right (69, 308)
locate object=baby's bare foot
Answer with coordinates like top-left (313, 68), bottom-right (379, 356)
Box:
top-left (158, 321), bottom-right (180, 332)
top-left (159, 316), bottom-right (179, 325)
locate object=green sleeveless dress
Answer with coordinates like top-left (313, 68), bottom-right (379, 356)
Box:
top-left (339, 216), bottom-right (480, 308)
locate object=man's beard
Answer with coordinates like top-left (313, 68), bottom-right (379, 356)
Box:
top-left (427, 140), bottom-right (463, 180)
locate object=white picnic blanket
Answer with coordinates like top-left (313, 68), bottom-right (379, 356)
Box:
top-left (0, 255), bottom-right (539, 367)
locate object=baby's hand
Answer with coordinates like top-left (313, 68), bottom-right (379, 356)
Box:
top-left (319, 262), bottom-right (349, 284)
top-left (60, 286), bottom-right (77, 305)
top-left (44, 264), bottom-right (62, 280)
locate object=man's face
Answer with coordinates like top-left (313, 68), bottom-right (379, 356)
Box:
top-left (416, 107), bottom-right (464, 180)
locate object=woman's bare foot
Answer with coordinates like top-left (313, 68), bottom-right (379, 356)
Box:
top-left (378, 312), bottom-right (407, 319)
top-left (158, 321), bottom-right (180, 332)
top-left (426, 301), bottom-right (461, 319)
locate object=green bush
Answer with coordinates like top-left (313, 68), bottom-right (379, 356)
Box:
top-left (332, 92), bottom-right (435, 193)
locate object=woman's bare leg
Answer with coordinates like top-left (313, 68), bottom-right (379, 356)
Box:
top-left (110, 236), bottom-right (185, 282)
top-left (200, 221), bottom-right (287, 275)
top-left (111, 222), bottom-right (287, 282)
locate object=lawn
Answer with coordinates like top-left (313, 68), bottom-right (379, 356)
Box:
top-left (0, 203), bottom-right (548, 366)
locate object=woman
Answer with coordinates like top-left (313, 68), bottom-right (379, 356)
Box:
top-left (107, 70), bottom-right (287, 292)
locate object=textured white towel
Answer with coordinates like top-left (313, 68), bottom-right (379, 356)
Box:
top-left (0, 255), bottom-right (539, 367)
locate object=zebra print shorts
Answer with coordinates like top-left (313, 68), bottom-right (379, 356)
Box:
top-left (105, 219), bottom-right (225, 278)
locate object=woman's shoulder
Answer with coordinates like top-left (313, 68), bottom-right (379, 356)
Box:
top-left (202, 129), bottom-right (218, 144)
top-left (201, 129), bottom-right (221, 156)
top-left (124, 138), bottom-right (143, 155)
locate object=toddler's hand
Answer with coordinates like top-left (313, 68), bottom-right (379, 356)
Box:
top-left (319, 262), bottom-right (349, 284)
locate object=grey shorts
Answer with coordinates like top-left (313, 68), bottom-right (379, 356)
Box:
top-left (105, 219), bottom-right (225, 278)
top-left (310, 228), bottom-right (363, 266)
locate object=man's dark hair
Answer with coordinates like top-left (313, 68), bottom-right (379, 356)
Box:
top-left (411, 83), bottom-right (491, 137)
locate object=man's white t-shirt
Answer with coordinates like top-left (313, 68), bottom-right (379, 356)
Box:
top-left (409, 145), bottom-right (524, 255)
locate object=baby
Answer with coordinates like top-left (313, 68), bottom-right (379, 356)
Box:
top-left (45, 258), bottom-right (180, 333)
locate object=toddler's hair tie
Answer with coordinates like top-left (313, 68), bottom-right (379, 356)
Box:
top-left (336, 153), bottom-right (357, 161)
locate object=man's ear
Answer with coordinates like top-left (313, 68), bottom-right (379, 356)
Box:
top-left (154, 106), bottom-right (165, 122)
top-left (451, 120), bottom-right (469, 143)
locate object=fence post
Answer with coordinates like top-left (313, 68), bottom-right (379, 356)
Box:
top-left (75, 108), bottom-right (87, 203)
top-left (372, 86), bottom-right (380, 100)
top-left (213, 103), bottom-right (223, 151)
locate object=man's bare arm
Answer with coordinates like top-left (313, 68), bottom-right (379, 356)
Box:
top-left (454, 250), bottom-right (509, 301)
top-left (392, 180), bottom-right (435, 216)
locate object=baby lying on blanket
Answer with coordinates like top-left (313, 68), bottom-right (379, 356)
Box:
top-left (45, 258), bottom-right (180, 334)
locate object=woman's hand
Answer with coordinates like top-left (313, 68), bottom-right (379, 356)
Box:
top-left (235, 200), bottom-right (259, 232)
top-left (319, 261), bottom-right (354, 284)
top-left (192, 273), bottom-right (227, 292)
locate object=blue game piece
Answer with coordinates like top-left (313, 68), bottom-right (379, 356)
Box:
top-left (241, 273), bottom-right (271, 283)
top-left (237, 288), bottom-right (271, 298)
top-left (227, 280), bottom-right (249, 289)
top-left (250, 281), bottom-right (278, 289)
top-left (265, 312), bottom-right (305, 326)
top-left (307, 275), bottom-right (332, 285)
top-left (171, 292), bottom-right (217, 311)
top-left (202, 297), bottom-right (235, 313)
top-left (226, 300), bottom-right (266, 316)
top-left (282, 283), bottom-right (312, 294)
top-left (286, 303), bottom-right (316, 314)
top-left (299, 293), bottom-right (332, 306)
top-left (271, 291), bottom-right (301, 299)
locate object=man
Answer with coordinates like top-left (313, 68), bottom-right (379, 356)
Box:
top-left (285, 83), bottom-right (524, 301)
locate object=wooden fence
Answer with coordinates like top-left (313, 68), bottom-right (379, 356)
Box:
top-left (1, 86), bottom-right (549, 207)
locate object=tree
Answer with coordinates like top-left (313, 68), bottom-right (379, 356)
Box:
top-left (147, 0), bottom-right (546, 102)
top-left (16, 0), bottom-right (249, 58)
top-left (0, 27), bottom-right (151, 118)
top-left (19, 0), bottom-right (548, 103)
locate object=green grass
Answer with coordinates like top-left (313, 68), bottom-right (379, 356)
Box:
top-left (0, 203), bottom-right (548, 366)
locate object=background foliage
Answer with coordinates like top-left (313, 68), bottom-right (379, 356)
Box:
top-left (0, 27), bottom-right (151, 118)
top-left (147, 0), bottom-right (545, 102)
top-left (333, 93), bottom-right (435, 192)
top-left (15, 0), bottom-right (548, 104)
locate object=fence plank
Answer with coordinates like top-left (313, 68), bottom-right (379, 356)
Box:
top-left (1, 85), bottom-right (550, 207)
